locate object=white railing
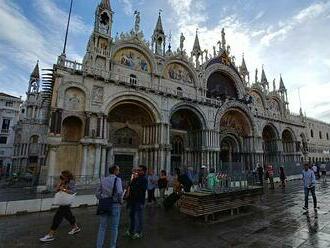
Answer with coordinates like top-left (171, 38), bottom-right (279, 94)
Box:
top-left (64, 59), bottom-right (82, 71)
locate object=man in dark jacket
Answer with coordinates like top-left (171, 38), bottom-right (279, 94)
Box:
top-left (127, 165), bottom-right (148, 239)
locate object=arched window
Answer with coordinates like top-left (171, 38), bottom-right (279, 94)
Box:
top-left (129, 74), bottom-right (137, 85)
top-left (177, 87), bottom-right (183, 97)
top-left (310, 129), bottom-right (314, 138)
top-left (30, 135), bottom-right (39, 144)
top-left (319, 131), bottom-right (322, 139)
top-left (327, 133), bottom-right (329, 140)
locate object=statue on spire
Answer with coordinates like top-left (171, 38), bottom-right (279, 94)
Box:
top-left (134, 11), bottom-right (140, 33)
top-left (273, 78), bottom-right (276, 92)
top-left (255, 68), bottom-right (258, 83)
top-left (221, 28), bottom-right (226, 50)
top-left (217, 41), bottom-right (221, 54)
top-left (180, 33), bottom-right (185, 52)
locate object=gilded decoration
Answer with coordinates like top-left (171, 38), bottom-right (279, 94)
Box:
top-left (220, 111), bottom-right (250, 136)
top-left (164, 63), bottom-right (194, 84)
top-left (114, 48), bottom-right (150, 72)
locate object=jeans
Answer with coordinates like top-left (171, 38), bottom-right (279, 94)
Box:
top-left (96, 205), bottom-right (121, 248)
top-left (304, 187), bottom-right (317, 209)
top-left (51, 206), bottom-right (76, 230)
top-left (129, 203), bottom-right (144, 234)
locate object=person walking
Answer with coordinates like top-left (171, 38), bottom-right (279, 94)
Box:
top-left (158, 170), bottom-right (168, 200)
top-left (126, 165), bottom-right (148, 239)
top-left (267, 165), bottom-right (275, 189)
top-left (257, 163), bottom-right (264, 186)
top-left (40, 170), bottom-right (80, 242)
top-left (147, 169), bottom-right (157, 204)
top-left (302, 163), bottom-right (318, 211)
top-left (206, 168), bottom-right (219, 192)
top-left (279, 166), bottom-right (286, 188)
top-left (320, 163), bottom-right (327, 183)
top-left (96, 165), bottom-right (123, 248)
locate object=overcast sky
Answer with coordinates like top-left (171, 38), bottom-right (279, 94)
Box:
top-left (0, 0), bottom-right (330, 122)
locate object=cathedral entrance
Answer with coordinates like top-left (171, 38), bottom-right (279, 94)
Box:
top-left (219, 109), bottom-right (253, 171)
top-left (114, 154), bottom-right (134, 185)
top-left (170, 107), bottom-right (203, 173)
top-left (282, 129), bottom-right (295, 162)
top-left (262, 124), bottom-right (278, 164)
top-left (108, 100), bottom-right (157, 176)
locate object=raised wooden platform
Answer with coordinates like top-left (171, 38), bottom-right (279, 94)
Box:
top-left (179, 186), bottom-right (263, 221)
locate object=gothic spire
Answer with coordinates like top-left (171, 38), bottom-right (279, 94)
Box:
top-left (240, 54), bottom-right (248, 73)
top-left (100, 0), bottom-right (111, 10)
top-left (192, 29), bottom-right (201, 53)
top-left (260, 65), bottom-right (268, 84)
top-left (154, 11), bottom-right (164, 35)
top-left (279, 74), bottom-right (286, 91)
top-left (31, 61), bottom-right (40, 80)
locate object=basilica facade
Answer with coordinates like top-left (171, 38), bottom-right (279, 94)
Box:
top-left (40, 0), bottom-right (330, 186)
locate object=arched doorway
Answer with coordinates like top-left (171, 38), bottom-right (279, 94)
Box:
top-left (62, 116), bottom-right (83, 142)
top-left (262, 124), bottom-right (278, 164)
top-left (170, 107), bottom-right (203, 172)
top-left (219, 109), bottom-right (253, 171)
top-left (282, 129), bottom-right (295, 162)
top-left (108, 101), bottom-right (156, 182)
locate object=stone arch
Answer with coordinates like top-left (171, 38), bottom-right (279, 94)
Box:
top-left (262, 123), bottom-right (279, 164)
top-left (112, 43), bottom-right (156, 74)
top-left (249, 89), bottom-right (266, 110)
top-left (162, 59), bottom-right (198, 86)
top-left (103, 92), bottom-right (161, 123)
top-left (268, 96), bottom-right (283, 115)
top-left (204, 63), bottom-right (245, 99)
top-left (62, 116), bottom-right (84, 142)
top-left (219, 109), bottom-right (253, 137)
top-left (58, 82), bottom-right (89, 109)
top-left (282, 129), bottom-right (295, 153)
top-left (30, 135), bottom-right (39, 144)
top-left (169, 103), bottom-right (207, 130)
top-left (220, 134), bottom-right (242, 163)
top-left (214, 101), bottom-right (255, 134)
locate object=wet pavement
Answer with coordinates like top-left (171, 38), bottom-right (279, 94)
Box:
top-left (1, 179), bottom-right (330, 248)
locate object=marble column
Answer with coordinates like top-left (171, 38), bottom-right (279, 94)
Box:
top-left (100, 146), bottom-right (106, 177)
top-left (81, 144), bottom-right (89, 176)
top-left (47, 145), bottom-right (58, 187)
top-left (94, 144), bottom-right (101, 178)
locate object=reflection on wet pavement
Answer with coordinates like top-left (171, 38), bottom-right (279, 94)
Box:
top-left (1, 179), bottom-right (330, 247)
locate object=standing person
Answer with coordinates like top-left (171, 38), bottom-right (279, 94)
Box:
top-left (177, 168), bottom-right (193, 192)
top-left (127, 165), bottom-right (148, 239)
top-left (40, 170), bottom-right (80, 242)
top-left (198, 166), bottom-right (207, 189)
top-left (206, 168), bottom-right (219, 192)
top-left (267, 165), bottom-right (275, 189)
top-left (320, 163), bottom-right (327, 183)
top-left (302, 163), bottom-right (318, 211)
top-left (257, 163), bottom-right (264, 186)
top-left (96, 165), bottom-right (123, 248)
top-left (279, 166), bottom-right (287, 188)
top-left (147, 169), bottom-right (157, 204)
top-left (158, 170), bottom-right (168, 200)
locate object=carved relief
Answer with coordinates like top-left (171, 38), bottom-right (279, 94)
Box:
top-left (250, 91), bottom-right (264, 109)
top-left (164, 63), bottom-right (193, 84)
top-left (113, 48), bottom-right (150, 72)
top-left (220, 110), bottom-right (251, 137)
top-left (268, 98), bottom-right (280, 113)
top-left (64, 87), bottom-right (85, 111)
top-left (92, 86), bottom-right (104, 103)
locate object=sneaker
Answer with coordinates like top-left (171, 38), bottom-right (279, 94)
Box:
top-left (132, 233), bottom-right (143, 239)
top-left (68, 227), bottom-right (81, 235)
top-left (125, 230), bottom-right (133, 237)
top-left (40, 234), bottom-right (55, 242)
top-left (303, 206), bottom-right (308, 211)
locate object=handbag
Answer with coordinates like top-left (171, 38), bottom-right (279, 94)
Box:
top-left (96, 177), bottom-right (117, 215)
top-left (53, 191), bottom-right (76, 206)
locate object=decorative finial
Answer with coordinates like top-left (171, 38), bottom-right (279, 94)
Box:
top-left (180, 32), bottom-right (185, 52)
top-left (134, 10), bottom-right (141, 33)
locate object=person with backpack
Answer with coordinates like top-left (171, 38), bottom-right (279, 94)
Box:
top-left (95, 165), bottom-right (123, 248)
top-left (40, 170), bottom-right (80, 242)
